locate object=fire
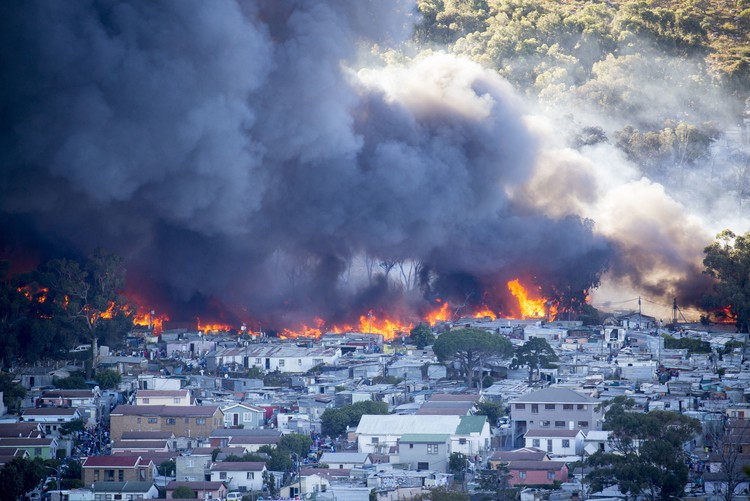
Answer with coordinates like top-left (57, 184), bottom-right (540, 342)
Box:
top-left (17, 285), bottom-right (48, 303)
top-left (472, 308), bottom-right (497, 320)
top-left (425, 301), bottom-right (451, 325)
top-left (507, 279), bottom-right (557, 320)
top-left (133, 310), bottom-right (170, 335)
top-left (714, 306), bottom-right (736, 324)
top-left (197, 319), bottom-right (233, 333)
top-left (279, 313), bottom-right (411, 342)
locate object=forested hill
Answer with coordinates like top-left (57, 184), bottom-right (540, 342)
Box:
top-left (416, 0), bottom-right (750, 91)
top-left (413, 0), bottom-right (750, 188)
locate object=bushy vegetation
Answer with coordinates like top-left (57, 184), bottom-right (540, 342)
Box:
top-left (321, 400), bottom-right (389, 437)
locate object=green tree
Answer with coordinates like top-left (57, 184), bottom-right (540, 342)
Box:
top-left (449, 452), bottom-right (468, 474)
top-left (586, 396), bottom-right (701, 501)
top-left (703, 230), bottom-right (750, 333)
top-left (258, 445), bottom-right (293, 472)
top-left (475, 401), bottom-right (504, 426)
top-left (262, 471), bottom-right (277, 498)
top-left (43, 249), bottom-right (132, 375)
top-left (511, 337), bottom-right (559, 384)
top-left (321, 400), bottom-right (389, 437)
top-left (54, 372), bottom-right (88, 389)
top-left (432, 328), bottom-right (513, 389)
top-left (0, 457), bottom-right (47, 501)
top-left (58, 419), bottom-right (86, 436)
top-left (409, 324), bottom-right (436, 349)
top-left (94, 369), bottom-right (122, 390)
top-left (0, 372), bottom-right (27, 412)
top-left (158, 459), bottom-right (176, 477)
top-left (172, 486), bottom-right (197, 499)
top-left (278, 433), bottom-right (313, 459)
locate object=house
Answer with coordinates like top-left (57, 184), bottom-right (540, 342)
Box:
top-left (174, 448), bottom-right (216, 481)
top-left (109, 405), bottom-right (224, 447)
top-left (523, 429), bottom-right (584, 456)
top-left (488, 448), bottom-right (548, 470)
top-left (0, 422), bottom-right (44, 438)
top-left (98, 356), bottom-right (149, 375)
top-left (208, 461), bottom-right (266, 492)
top-left (583, 430), bottom-right (613, 456)
top-left (602, 318), bottom-right (627, 352)
top-left (220, 403), bottom-right (265, 429)
top-left (91, 481), bottom-right (160, 500)
top-left (208, 429), bottom-right (282, 453)
top-left (355, 414), bottom-right (489, 457)
top-left (509, 387), bottom-right (603, 444)
top-left (135, 390), bottom-right (192, 407)
top-left (399, 434), bottom-right (451, 472)
top-left (81, 455), bottom-right (155, 484)
top-left (37, 389), bottom-right (104, 427)
top-left (318, 452), bottom-right (372, 470)
top-left (208, 345), bottom-right (341, 374)
top-left (21, 407), bottom-right (83, 435)
top-left (164, 481), bottom-right (227, 500)
top-left (506, 460), bottom-right (568, 486)
top-left (0, 437), bottom-right (57, 459)
top-left (111, 440), bottom-right (170, 453)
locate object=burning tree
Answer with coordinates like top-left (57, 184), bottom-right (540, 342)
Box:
top-left (43, 249), bottom-right (132, 375)
top-left (703, 230), bottom-right (750, 333)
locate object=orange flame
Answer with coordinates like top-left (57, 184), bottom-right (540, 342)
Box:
top-left (17, 285), bottom-right (49, 303)
top-left (133, 311), bottom-right (170, 335)
top-left (507, 279), bottom-right (557, 320)
top-left (279, 314), bottom-right (410, 342)
top-left (472, 308), bottom-right (497, 320)
top-left (425, 301), bottom-right (451, 325)
top-left (197, 320), bottom-right (233, 333)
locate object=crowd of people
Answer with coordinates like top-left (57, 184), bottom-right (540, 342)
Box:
top-left (74, 422), bottom-right (110, 457)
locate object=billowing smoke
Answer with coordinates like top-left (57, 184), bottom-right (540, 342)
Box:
top-left (2, 0), bottom-right (718, 328)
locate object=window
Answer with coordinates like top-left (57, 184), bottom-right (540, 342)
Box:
top-left (427, 444), bottom-right (439, 454)
top-left (577, 404), bottom-right (585, 410)
top-left (148, 417), bottom-right (157, 424)
top-left (174, 398), bottom-right (181, 404)
top-left (409, 444), bottom-right (414, 449)
top-left (166, 418), bottom-right (176, 425)
top-left (578, 421), bottom-right (589, 428)
top-left (196, 418), bottom-right (206, 425)
top-left (519, 471), bottom-right (527, 480)
top-left (547, 440), bottom-right (552, 452)
top-left (255, 358), bottom-right (261, 364)
top-left (94, 471), bottom-right (100, 482)
top-left (531, 404), bottom-right (539, 414)
top-left (532, 439), bottom-right (540, 447)
top-left (417, 462), bottom-right (429, 471)
top-left (562, 439), bottom-right (570, 448)
top-left (298, 359), bottom-right (302, 365)
top-left (541, 420), bottom-right (550, 427)
top-left (555, 421), bottom-right (565, 427)
top-left (143, 398), bottom-right (150, 404)
top-left (220, 472), bottom-right (227, 480)
top-left (279, 359), bottom-right (285, 367)
top-left (244, 413), bottom-right (252, 422)
top-left (548, 471), bottom-right (555, 480)
top-left (314, 359), bottom-right (323, 365)
top-left (563, 404), bottom-right (573, 410)
top-left (246, 472), bottom-right (254, 479)
top-left (105, 469), bottom-right (115, 481)
top-left (371, 437), bottom-right (379, 444)
top-left (185, 418), bottom-right (190, 424)
top-left (118, 470), bottom-right (124, 481)
top-left (515, 404), bottom-right (525, 410)
top-left (545, 404), bottom-right (555, 410)
top-left (35, 447), bottom-right (42, 455)
top-left (136, 418), bottom-right (141, 423)
top-left (459, 438), bottom-right (466, 445)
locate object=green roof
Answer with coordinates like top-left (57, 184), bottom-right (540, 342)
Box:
top-left (456, 415), bottom-right (487, 434)
top-left (400, 433), bottom-right (450, 444)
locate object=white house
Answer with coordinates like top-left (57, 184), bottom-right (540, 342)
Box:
top-left (209, 462), bottom-right (266, 492)
top-left (21, 407), bottom-right (83, 435)
top-left (523, 429), bottom-right (584, 457)
top-left (135, 389), bottom-right (192, 406)
top-left (210, 345), bottom-right (341, 374)
top-left (318, 452), bottom-right (372, 470)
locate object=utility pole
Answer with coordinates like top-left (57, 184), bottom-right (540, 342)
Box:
top-left (672, 298), bottom-right (678, 326)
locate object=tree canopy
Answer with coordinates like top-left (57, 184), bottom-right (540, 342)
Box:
top-left (321, 400), bottom-right (389, 438)
top-left (586, 396), bottom-right (701, 501)
top-left (433, 328), bottom-right (513, 388)
top-left (510, 337), bottom-right (558, 384)
top-left (703, 230), bottom-right (750, 333)
top-left (408, 324), bottom-right (436, 349)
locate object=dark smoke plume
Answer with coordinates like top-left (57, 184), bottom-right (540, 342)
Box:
top-left (0, 1), bottom-right (612, 327)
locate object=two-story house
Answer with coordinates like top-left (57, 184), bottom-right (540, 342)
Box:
top-left (22, 407), bottom-right (83, 435)
top-left (37, 389), bottom-right (103, 426)
top-left (398, 434), bottom-right (451, 472)
top-left (109, 405), bottom-right (223, 449)
top-left (509, 387), bottom-right (603, 446)
top-left (81, 455), bottom-right (155, 484)
top-left (208, 461), bottom-right (266, 492)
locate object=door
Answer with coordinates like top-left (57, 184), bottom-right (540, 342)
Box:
top-left (233, 413), bottom-right (239, 427)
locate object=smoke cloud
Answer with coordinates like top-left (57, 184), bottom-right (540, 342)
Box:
top-left (2, 0), bottom-right (727, 327)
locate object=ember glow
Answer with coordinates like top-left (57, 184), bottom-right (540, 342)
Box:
top-left (425, 301), bottom-right (451, 325)
top-left (472, 308), bottom-right (498, 320)
top-left (278, 313), bottom-right (411, 342)
top-left (133, 311), bottom-right (169, 335)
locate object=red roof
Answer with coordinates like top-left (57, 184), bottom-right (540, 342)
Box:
top-left (111, 405), bottom-right (220, 417)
